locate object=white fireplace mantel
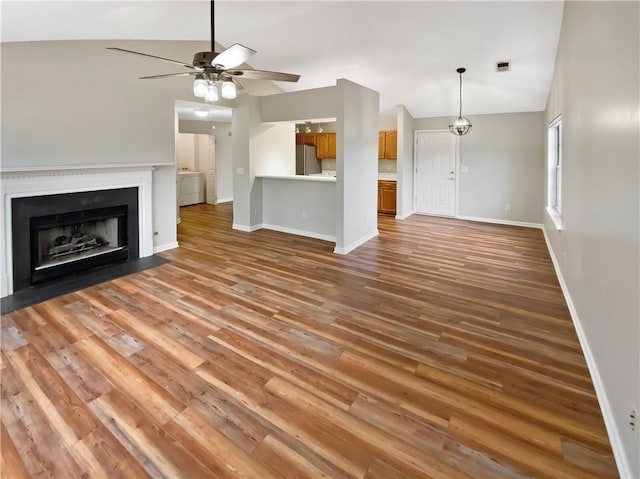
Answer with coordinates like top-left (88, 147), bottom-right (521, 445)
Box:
top-left (1, 165), bottom-right (156, 297)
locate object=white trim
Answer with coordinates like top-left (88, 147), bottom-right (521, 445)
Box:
top-left (232, 223), bottom-right (261, 232)
top-left (216, 197), bottom-right (233, 204)
top-left (456, 215), bottom-right (543, 229)
top-left (1, 166), bottom-right (155, 298)
top-left (153, 242), bottom-right (179, 254)
top-left (546, 206), bottom-right (564, 230)
top-left (541, 227), bottom-right (631, 479)
top-left (334, 229), bottom-right (379, 255)
top-left (395, 209), bottom-right (415, 220)
top-left (0, 163), bottom-right (174, 173)
top-left (261, 224), bottom-right (336, 243)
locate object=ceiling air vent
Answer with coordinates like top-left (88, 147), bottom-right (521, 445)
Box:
top-left (496, 61), bottom-right (511, 72)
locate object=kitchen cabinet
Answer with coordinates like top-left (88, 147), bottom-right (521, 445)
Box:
top-left (377, 180), bottom-right (397, 215)
top-left (378, 130), bottom-right (397, 159)
top-left (296, 133), bottom-right (317, 146)
top-left (316, 132), bottom-right (337, 159)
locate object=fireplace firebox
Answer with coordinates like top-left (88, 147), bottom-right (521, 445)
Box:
top-left (12, 188), bottom-right (139, 292)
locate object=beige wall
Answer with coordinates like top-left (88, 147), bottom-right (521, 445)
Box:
top-left (0, 40), bottom-right (213, 251)
top-left (413, 112), bottom-right (545, 224)
top-left (543, 2), bottom-right (640, 477)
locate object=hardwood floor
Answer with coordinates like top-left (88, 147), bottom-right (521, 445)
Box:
top-left (1, 203), bottom-right (618, 478)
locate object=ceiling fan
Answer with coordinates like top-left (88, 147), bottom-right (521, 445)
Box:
top-left (107, 0), bottom-right (300, 102)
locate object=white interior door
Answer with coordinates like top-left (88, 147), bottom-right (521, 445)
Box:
top-left (415, 131), bottom-right (457, 216)
top-left (204, 135), bottom-right (217, 204)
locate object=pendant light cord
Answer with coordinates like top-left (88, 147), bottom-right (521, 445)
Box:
top-left (458, 71), bottom-right (463, 118)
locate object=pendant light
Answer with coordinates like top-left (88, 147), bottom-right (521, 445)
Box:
top-left (449, 67), bottom-right (472, 136)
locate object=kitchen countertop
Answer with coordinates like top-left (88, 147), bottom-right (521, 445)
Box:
top-left (257, 174), bottom-right (336, 182)
top-left (378, 173), bottom-right (397, 181)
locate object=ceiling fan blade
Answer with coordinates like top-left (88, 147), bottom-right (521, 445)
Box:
top-left (231, 78), bottom-right (244, 90)
top-left (107, 47), bottom-right (196, 70)
top-left (212, 43), bottom-right (256, 69)
top-left (139, 72), bottom-right (199, 80)
top-left (228, 69), bottom-right (300, 82)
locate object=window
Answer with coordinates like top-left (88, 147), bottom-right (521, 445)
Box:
top-left (547, 116), bottom-right (563, 230)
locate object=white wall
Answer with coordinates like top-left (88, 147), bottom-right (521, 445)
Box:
top-left (231, 95), bottom-right (258, 229)
top-left (251, 124), bottom-right (296, 177)
top-left (258, 79), bottom-right (379, 253)
top-left (396, 106), bottom-right (415, 219)
top-left (413, 112), bottom-right (545, 224)
top-left (261, 178), bottom-right (336, 241)
top-left (1, 40), bottom-right (215, 251)
top-left (543, 2), bottom-right (640, 477)
top-left (335, 79), bottom-right (380, 253)
top-left (261, 86), bottom-right (339, 122)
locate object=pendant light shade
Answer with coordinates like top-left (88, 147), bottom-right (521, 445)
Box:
top-left (449, 67), bottom-right (472, 136)
top-left (221, 80), bottom-right (237, 99)
top-left (204, 82), bottom-right (219, 102)
top-left (193, 75), bottom-right (208, 98)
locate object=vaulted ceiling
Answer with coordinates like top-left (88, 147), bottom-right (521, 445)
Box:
top-left (1, 1), bottom-right (564, 120)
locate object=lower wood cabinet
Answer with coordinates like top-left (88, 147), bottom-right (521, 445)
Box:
top-left (377, 180), bottom-right (397, 215)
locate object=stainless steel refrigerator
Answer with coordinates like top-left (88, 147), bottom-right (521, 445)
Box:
top-left (295, 145), bottom-right (321, 175)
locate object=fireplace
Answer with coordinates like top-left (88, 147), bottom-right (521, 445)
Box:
top-left (12, 188), bottom-right (139, 292)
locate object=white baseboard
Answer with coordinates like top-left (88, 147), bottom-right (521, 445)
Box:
top-left (334, 229), bottom-right (379, 255)
top-left (456, 215), bottom-right (543, 229)
top-left (232, 223), bottom-right (262, 232)
top-left (541, 227), bottom-right (631, 479)
top-left (395, 210), bottom-right (415, 220)
top-left (216, 197), bottom-right (233, 204)
top-left (153, 241), bottom-right (179, 254)
top-left (261, 224), bottom-right (336, 243)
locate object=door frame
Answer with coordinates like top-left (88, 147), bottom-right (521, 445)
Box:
top-left (413, 129), bottom-right (460, 217)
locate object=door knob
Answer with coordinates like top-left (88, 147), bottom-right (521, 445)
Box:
top-left (449, 177), bottom-right (454, 180)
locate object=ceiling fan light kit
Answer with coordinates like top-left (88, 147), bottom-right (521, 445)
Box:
top-left (221, 80), bottom-right (237, 99)
top-left (449, 67), bottom-right (472, 136)
top-left (205, 82), bottom-right (219, 102)
top-left (193, 75), bottom-right (208, 98)
top-left (107, 0), bottom-right (300, 103)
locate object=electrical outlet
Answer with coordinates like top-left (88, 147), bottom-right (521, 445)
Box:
top-left (302, 211), bottom-right (308, 220)
top-left (505, 204), bottom-right (512, 212)
top-left (631, 406), bottom-right (638, 433)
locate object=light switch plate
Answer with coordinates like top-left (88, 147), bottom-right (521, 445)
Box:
top-left (460, 166), bottom-right (469, 173)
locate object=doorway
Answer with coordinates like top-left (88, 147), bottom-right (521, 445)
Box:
top-left (414, 130), bottom-right (457, 216)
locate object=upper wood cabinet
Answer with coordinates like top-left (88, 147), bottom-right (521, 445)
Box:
top-left (316, 132), bottom-right (337, 159)
top-left (378, 132), bottom-right (386, 159)
top-left (378, 130), bottom-right (397, 160)
top-left (296, 133), bottom-right (317, 146)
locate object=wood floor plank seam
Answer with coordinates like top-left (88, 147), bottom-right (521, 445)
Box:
top-left (0, 203), bottom-right (618, 479)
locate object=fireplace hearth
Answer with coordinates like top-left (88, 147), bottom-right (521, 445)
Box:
top-left (12, 188), bottom-right (139, 292)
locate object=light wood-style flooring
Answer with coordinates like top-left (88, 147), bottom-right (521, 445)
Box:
top-left (1, 203), bottom-right (618, 478)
